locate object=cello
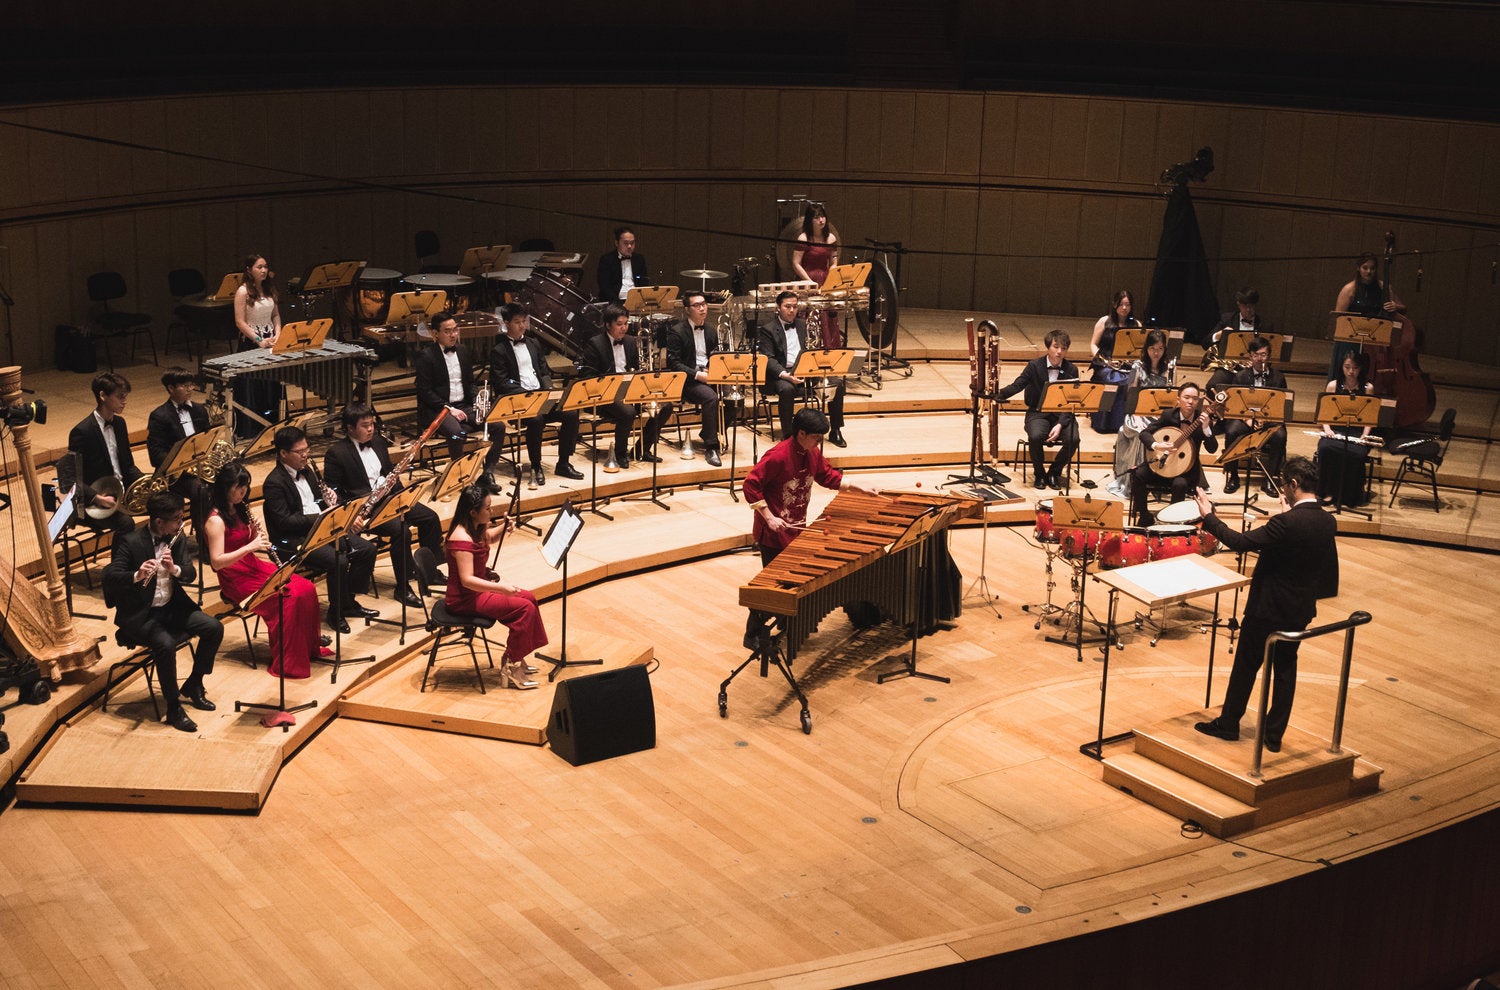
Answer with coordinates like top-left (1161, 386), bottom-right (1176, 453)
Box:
top-left (1368, 231), bottom-right (1437, 429)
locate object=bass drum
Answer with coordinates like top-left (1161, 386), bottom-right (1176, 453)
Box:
top-left (516, 269), bottom-right (595, 360)
top-left (853, 258), bottom-right (900, 356)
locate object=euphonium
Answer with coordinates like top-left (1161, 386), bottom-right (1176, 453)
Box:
top-left (806, 305), bottom-right (823, 349)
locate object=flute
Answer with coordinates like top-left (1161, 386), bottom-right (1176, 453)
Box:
top-left (139, 535), bottom-right (177, 585)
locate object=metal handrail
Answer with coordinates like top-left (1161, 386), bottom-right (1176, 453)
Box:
top-left (1252, 610), bottom-right (1373, 777)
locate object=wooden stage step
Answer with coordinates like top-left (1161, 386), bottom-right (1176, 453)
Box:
top-left (338, 632), bottom-right (652, 745)
top-left (1101, 712), bottom-right (1383, 837)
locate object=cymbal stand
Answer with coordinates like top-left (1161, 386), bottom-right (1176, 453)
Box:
top-left (1020, 537), bottom-right (1068, 628)
top-left (1044, 537), bottom-right (1112, 659)
top-left (960, 506), bottom-right (1003, 619)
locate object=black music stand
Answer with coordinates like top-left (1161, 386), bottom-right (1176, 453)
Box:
top-left (719, 611), bottom-right (812, 734)
top-left (485, 390), bottom-right (552, 534)
top-left (1313, 392), bottom-right (1392, 520)
top-left (533, 501), bottom-right (602, 682)
top-left (703, 352), bottom-right (755, 502)
top-left (50, 487), bottom-right (105, 621)
top-left (1038, 381), bottom-right (1114, 491)
top-left (360, 486), bottom-right (426, 644)
top-left (877, 501), bottom-right (959, 685)
top-left (233, 560), bottom-right (317, 730)
top-left (301, 502), bottom-right (376, 683)
top-left (560, 375), bottom-right (626, 521)
top-left (1219, 385), bottom-right (1291, 498)
top-left (1043, 495), bottom-right (1121, 661)
top-left (620, 371), bottom-right (686, 512)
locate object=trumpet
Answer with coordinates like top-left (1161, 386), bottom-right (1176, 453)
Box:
top-left (474, 380), bottom-right (493, 442)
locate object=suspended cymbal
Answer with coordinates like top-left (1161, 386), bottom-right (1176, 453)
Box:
top-left (680, 268), bottom-right (729, 280)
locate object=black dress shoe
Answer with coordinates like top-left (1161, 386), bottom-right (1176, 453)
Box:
top-left (320, 634), bottom-right (333, 647)
top-left (179, 684), bottom-right (216, 712)
top-left (1264, 737), bottom-right (1282, 753)
top-left (705, 448), bottom-right (722, 467)
top-left (344, 601), bottom-right (380, 619)
top-left (430, 567), bottom-right (446, 585)
top-left (398, 588), bottom-right (424, 608)
top-left (1223, 476), bottom-right (1240, 495)
top-left (326, 611), bottom-right (351, 635)
top-left (635, 450), bottom-right (663, 463)
top-left (616, 454), bottom-right (631, 470)
top-left (555, 461), bottom-right (584, 481)
top-left (481, 472), bottom-right (503, 494)
top-left (165, 708), bottom-right (198, 733)
top-left (827, 431), bottom-right (847, 448)
top-left (1194, 719), bottom-right (1240, 741)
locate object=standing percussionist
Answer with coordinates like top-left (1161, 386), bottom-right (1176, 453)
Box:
top-left (261, 425), bottom-right (378, 634)
top-left (488, 303), bottom-right (585, 488)
top-left (102, 491), bottom-right (223, 733)
top-left (1193, 457), bottom-right (1339, 753)
top-left (1130, 381), bottom-right (1217, 525)
top-left (741, 407), bottom-right (877, 649)
top-left (146, 371), bottom-right (212, 530)
top-left (995, 329), bottom-right (1079, 491)
top-left (757, 291), bottom-right (848, 447)
top-left (578, 304), bottom-right (673, 469)
top-left (665, 291), bottom-right (723, 467)
top-left (596, 226), bottom-right (649, 304)
top-left (413, 311), bottom-right (506, 487)
top-left (323, 402), bottom-right (443, 608)
top-left (68, 372), bottom-right (143, 534)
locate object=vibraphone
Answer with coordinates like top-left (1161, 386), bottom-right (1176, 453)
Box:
top-left (201, 339), bottom-right (377, 418)
top-left (738, 489), bottom-right (982, 662)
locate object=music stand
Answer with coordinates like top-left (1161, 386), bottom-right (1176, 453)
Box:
top-left (362, 486), bottom-right (427, 643)
top-left (621, 371), bottom-right (686, 512)
top-left (1313, 392), bottom-right (1393, 520)
top-left (1332, 316), bottom-right (1393, 353)
top-left (533, 501), bottom-right (601, 682)
top-left (1223, 330), bottom-right (1294, 366)
top-left (297, 261), bottom-right (365, 294)
top-left (1038, 381), bottom-right (1113, 490)
top-left (272, 318), bottom-right (333, 353)
top-left (233, 560), bottom-right (317, 730)
top-left (624, 285), bottom-right (679, 317)
top-left (1044, 495), bottom-right (1121, 661)
top-left (1083, 555), bottom-right (1250, 760)
top-left (1113, 327), bottom-right (1187, 367)
top-left (385, 291), bottom-right (450, 345)
top-left (791, 348), bottom-right (863, 418)
top-left (485, 389), bottom-right (552, 533)
top-left (430, 449), bottom-right (487, 501)
top-left (301, 502), bottom-right (375, 683)
top-left (876, 499), bottom-right (964, 685)
top-left (207, 273), bottom-right (244, 301)
top-left (1219, 386), bottom-right (1291, 498)
top-left (459, 245), bottom-right (511, 277)
top-left (705, 352), bottom-right (756, 502)
top-left (559, 375), bottom-right (626, 520)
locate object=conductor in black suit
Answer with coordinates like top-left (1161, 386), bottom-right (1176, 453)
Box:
top-left (488, 303), bottom-right (584, 488)
top-left (665, 291), bottom-right (723, 466)
top-left (323, 402), bottom-right (442, 608)
top-left (1129, 381), bottom-right (1217, 525)
top-left (146, 371), bottom-right (213, 529)
top-left (67, 372), bottom-right (143, 533)
top-left (102, 491), bottom-right (223, 733)
top-left (261, 425), bottom-right (378, 634)
top-left (578, 304), bottom-right (674, 469)
top-left (994, 328), bottom-right (1079, 491)
top-left (757, 291), bottom-right (847, 446)
top-left (413, 311), bottom-right (505, 483)
top-left (1193, 456), bottom-right (1340, 753)
top-left (595, 226), bottom-right (649, 304)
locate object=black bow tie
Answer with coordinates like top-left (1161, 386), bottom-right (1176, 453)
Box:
top-left (357, 443), bottom-right (370, 452)
top-left (443, 346), bottom-right (458, 355)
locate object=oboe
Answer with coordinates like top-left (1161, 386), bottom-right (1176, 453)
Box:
top-left (249, 510), bottom-right (283, 567)
top-left (487, 465), bottom-right (524, 571)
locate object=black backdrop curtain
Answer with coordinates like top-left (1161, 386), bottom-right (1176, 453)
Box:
top-left (1145, 184), bottom-right (1220, 345)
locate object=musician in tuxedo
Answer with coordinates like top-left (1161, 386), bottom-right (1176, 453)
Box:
top-left (146, 371), bottom-right (212, 530)
top-left (323, 402), bottom-right (442, 607)
top-left (488, 303), bottom-right (584, 488)
top-left (67, 371), bottom-right (142, 534)
top-left (578, 304), bottom-right (674, 469)
top-left (1208, 287), bottom-right (1275, 350)
top-left (1221, 335), bottom-right (1288, 496)
top-left (757, 291), bottom-right (847, 447)
top-left (413, 311), bottom-right (505, 484)
top-left (261, 425), bottom-right (378, 634)
top-left (1193, 456), bottom-right (1339, 752)
top-left (994, 329), bottom-right (1079, 491)
top-left (665, 291), bottom-right (723, 467)
top-left (1130, 381), bottom-right (1217, 525)
top-left (102, 491), bottom-right (223, 733)
top-left (595, 226), bottom-right (649, 304)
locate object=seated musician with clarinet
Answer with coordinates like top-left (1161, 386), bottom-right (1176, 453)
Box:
top-left (995, 329), bottom-right (1079, 491)
top-left (67, 372), bottom-right (142, 534)
top-left (741, 407), bottom-right (879, 650)
top-left (323, 402), bottom-right (445, 607)
top-left (262, 425), bottom-right (378, 634)
top-left (1129, 381), bottom-right (1217, 526)
top-left (488, 303), bottom-right (585, 488)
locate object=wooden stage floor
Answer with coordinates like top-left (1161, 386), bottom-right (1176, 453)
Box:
top-left (0, 308), bottom-right (1497, 986)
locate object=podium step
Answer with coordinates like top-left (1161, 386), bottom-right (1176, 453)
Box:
top-left (1102, 751), bottom-right (1258, 837)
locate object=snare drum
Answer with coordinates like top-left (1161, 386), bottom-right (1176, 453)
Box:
top-left (1150, 500), bottom-right (1219, 557)
top-left (1058, 526), bottom-right (1103, 559)
top-left (1098, 527), bottom-right (1151, 569)
top-left (1147, 525), bottom-right (1201, 561)
top-left (1034, 498), bottom-right (1056, 543)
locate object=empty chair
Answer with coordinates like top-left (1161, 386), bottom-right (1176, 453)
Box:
top-left (1387, 407), bottom-right (1457, 512)
top-left (414, 229), bottom-right (457, 274)
top-left (86, 271), bottom-right (155, 368)
top-left (165, 268), bottom-right (207, 358)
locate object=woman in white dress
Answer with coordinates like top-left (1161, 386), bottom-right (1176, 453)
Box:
top-left (231, 253), bottom-right (283, 439)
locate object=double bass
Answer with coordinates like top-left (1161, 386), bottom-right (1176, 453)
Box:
top-left (1368, 232), bottom-right (1437, 429)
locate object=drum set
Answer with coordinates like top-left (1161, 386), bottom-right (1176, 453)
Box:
top-left (1034, 496), bottom-right (1218, 568)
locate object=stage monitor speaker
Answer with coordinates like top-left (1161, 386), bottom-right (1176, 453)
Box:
top-left (548, 665), bottom-right (655, 766)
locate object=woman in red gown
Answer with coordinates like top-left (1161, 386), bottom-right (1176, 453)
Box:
top-left (204, 462), bottom-right (328, 678)
top-left (445, 484), bottom-right (547, 689)
top-left (791, 202), bottom-right (841, 347)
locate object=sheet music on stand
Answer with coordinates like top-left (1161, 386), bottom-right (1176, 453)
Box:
top-left (1224, 330), bottom-right (1293, 364)
top-left (48, 488), bottom-right (77, 543)
top-left (273, 319), bottom-right (333, 354)
top-left (541, 501), bottom-right (584, 569)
